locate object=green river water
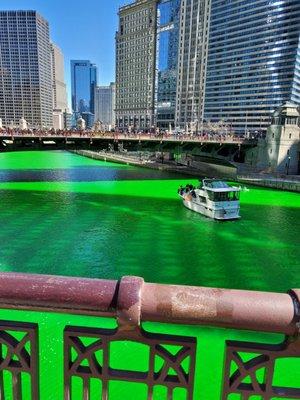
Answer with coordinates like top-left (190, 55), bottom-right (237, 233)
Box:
top-left (0, 150), bottom-right (299, 399)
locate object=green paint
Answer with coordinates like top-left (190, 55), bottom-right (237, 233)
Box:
top-left (0, 151), bottom-right (298, 292)
top-left (0, 150), bottom-right (299, 399)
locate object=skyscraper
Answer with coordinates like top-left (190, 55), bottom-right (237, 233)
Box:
top-left (175, 0), bottom-right (211, 130)
top-left (51, 43), bottom-right (68, 111)
top-left (115, 0), bottom-right (157, 130)
top-left (0, 10), bottom-right (53, 128)
top-left (156, 0), bottom-right (181, 129)
top-left (203, 0), bottom-right (300, 133)
top-left (51, 43), bottom-right (68, 129)
top-left (116, 0), bottom-right (300, 133)
top-left (95, 83), bottom-right (116, 128)
top-left (116, 0), bottom-right (210, 131)
top-left (71, 60), bottom-right (97, 115)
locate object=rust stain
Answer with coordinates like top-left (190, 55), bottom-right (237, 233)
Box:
top-left (216, 298), bottom-right (234, 322)
top-left (175, 290), bottom-right (218, 319)
top-left (157, 302), bottom-right (173, 319)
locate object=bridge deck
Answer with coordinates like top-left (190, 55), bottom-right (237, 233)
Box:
top-left (0, 132), bottom-right (258, 145)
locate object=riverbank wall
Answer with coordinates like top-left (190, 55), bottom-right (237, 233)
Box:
top-left (71, 150), bottom-right (300, 192)
top-left (237, 175), bottom-right (300, 193)
top-left (70, 149), bottom-right (237, 179)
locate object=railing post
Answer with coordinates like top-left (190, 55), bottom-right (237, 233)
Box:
top-left (289, 289), bottom-right (300, 333)
top-left (117, 276), bottom-right (144, 331)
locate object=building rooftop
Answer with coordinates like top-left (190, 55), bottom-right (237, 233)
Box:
top-left (273, 102), bottom-right (300, 118)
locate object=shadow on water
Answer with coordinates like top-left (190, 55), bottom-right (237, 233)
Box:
top-left (0, 167), bottom-right (192, 182)
top-left (0, 188), bottom-right (298, 293)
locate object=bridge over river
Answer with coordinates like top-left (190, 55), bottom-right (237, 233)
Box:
top-left (0, 131), bottom-right (259, 166)
top-left (0, 131), bottom-right (258, 145)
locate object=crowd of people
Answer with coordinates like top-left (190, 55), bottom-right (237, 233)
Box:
top-left (178, 184), bottom-right (197, 197)
top-left (0, 128), bottom-right (263, 142)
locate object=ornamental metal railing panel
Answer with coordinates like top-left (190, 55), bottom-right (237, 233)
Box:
top-left (0, 273), bottom-right (299, 399)
top-left (0, 321), bottom-right (38, 400)
top-left (222, 337), bottom-right (300, 399)
top-left (64, 326), bottom-right (196, 400)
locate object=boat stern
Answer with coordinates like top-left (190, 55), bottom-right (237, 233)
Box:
top-left (213, 205), bottom-right (241, 220)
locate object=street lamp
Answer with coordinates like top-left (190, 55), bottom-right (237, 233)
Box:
top-left (286, 156), bottom-right (291, 175)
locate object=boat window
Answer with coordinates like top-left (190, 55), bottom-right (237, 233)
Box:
top-left (199, 196), bottom-right (206, 203)
top-left (207, 191), bottom-right (215, 201)
top-left (215, 192), bottom-right (229, 202)
top-left (230, 192), bottom-right (240, 201)
top-left (209, 192), bottom-right (240, 202)
top-left (205, 180), bottom-right (230, 189)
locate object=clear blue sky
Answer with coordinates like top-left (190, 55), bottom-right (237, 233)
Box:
top-left (1, 0), bottom-right (126, 104)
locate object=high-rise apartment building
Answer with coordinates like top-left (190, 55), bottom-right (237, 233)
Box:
top-left (95, 83), bottom-right (116, 128)
top-left (0, 10), bottom-right (53, 128)
top-left (203, 0), bottom-right (300, 133)
top-left (71, 60), bottom-right (97, 115)
top-left (115, 0), bottom-right (157, 130)
top-left (51, 43), bottom-right (68, 111)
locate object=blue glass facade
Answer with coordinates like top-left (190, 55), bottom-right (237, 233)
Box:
top-left (71, 60), bottom-right (97, 118)
top-left (204, 0), bottom-right (300, 133)
top-left (156, 0), bottom-right (181, 129)
top-left (291, 35), bottom-right (300, 104)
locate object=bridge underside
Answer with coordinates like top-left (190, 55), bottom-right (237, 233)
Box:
top-left (0, 136), bottom-right (256, 166)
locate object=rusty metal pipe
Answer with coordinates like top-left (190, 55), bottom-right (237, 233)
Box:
top-left (0, 273), bottom-right (118, 316)
top-left (0, 273), bottom-right (297, 335)
top-left (142, 283), bottom-right (296, 335)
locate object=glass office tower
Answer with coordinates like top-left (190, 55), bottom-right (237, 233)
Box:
top-left (175, 0), bottom-right (211, 131)
top-left (95, 83), bottom-right (116, 127)
top-left (292, 36), bottom-right (300, 104)
top-left (204, 0), bottom-right (300, 134)
top-left (71, 60), bottom-right (97, 116)
top-left (156, 0), bottom-right (181, 129)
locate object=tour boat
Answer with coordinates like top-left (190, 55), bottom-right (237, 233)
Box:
top-left (178, 179), bottom-right (241, 220)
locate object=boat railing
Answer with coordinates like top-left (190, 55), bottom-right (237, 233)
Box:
top-left (0, 272), bottom-right (299, 399)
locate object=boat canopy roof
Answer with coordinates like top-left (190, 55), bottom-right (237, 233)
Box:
top-left (202, 180), bottom-right (240, 192)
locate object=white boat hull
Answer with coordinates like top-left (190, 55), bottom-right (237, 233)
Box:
top-left (182, 198), bottom-right (240, 220)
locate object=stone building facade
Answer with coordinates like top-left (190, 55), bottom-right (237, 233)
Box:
top-left (115, 0), bottom-right (157, 130)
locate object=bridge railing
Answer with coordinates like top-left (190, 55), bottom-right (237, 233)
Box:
top-left (0, 131), bottom-right (258, 145)
top-left (0, 272), bottom-right (299, 399)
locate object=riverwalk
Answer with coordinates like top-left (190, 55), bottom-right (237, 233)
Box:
top-left (237, 174), bottom-right (300, 193)
top-left (71, 149), bottom-right (300, 192)
top-left (70, 149), bottom-right (203, 176)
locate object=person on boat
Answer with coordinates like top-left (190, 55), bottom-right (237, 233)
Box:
top-left (178, 185), bottom-right (183, 195)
